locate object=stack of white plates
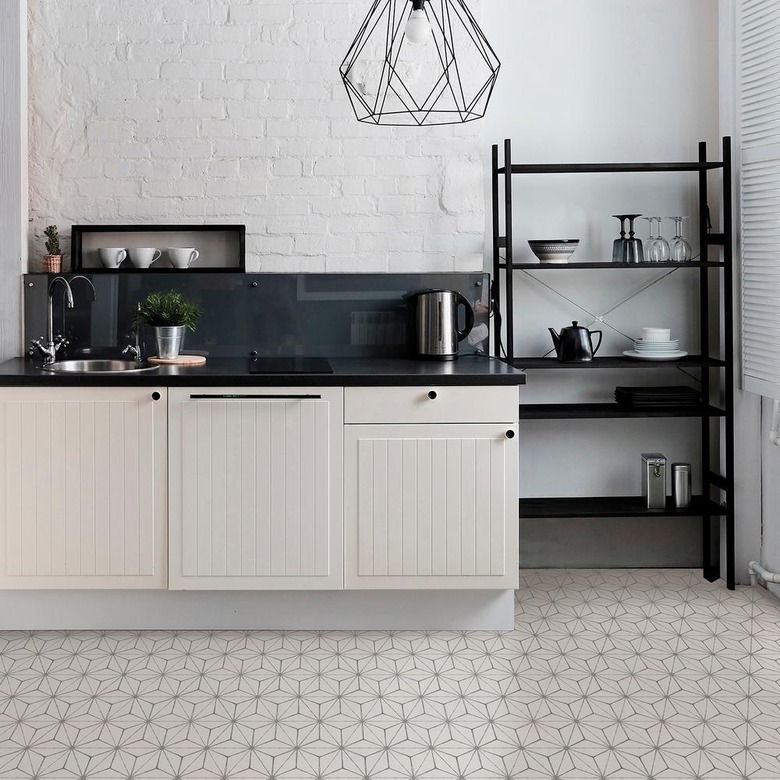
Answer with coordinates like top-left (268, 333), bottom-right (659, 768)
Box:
top-left (623, 338), bottom-right (687, 361)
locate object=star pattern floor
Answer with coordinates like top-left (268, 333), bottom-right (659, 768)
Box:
top-left (1, 569), bottom-right (779, 779)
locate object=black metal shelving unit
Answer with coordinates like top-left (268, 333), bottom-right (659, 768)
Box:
top-left (491, 137), bottom-right (735, 589)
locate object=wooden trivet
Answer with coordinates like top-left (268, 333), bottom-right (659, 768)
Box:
top-left (148, 355), bottom-right (207, 366)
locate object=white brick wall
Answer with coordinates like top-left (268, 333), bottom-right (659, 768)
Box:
top-left (27, 0), bottom-right (485, 272)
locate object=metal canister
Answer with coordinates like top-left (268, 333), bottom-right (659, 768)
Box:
top-left (672, 463), bottom-right (692, 510)
top-left (641, 453), bottom-right (667, 509)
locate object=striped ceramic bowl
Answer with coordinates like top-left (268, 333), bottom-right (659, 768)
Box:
top-left (528, 239), bottom-right (580, 264)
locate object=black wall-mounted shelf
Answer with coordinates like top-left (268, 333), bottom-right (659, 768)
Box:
top-left (519, 403), bottom-right (726, 420)
top-left (519, 496), bottom-right (727, 519)
top-left (496, 236), bottom-right (725, 249)
top-left (498, 162), bottom-right (725, 174)
top-left (491, 137), bottom-right (735, 589)
top-left (510, 356), bottom-right (726, 370)
top-left (70, 224), bottom-right (246, 273)
top-left (499, 261), bottom-right (726, 269)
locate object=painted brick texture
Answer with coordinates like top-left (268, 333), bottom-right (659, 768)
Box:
top-left (28, 0), bottom-right (484, 272)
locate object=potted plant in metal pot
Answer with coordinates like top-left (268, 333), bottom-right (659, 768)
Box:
top-left (133, 290), bottom-right (201, 360)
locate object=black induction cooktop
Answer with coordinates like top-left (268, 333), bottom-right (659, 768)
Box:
top-left (248, 356), bottom-right (333, 374)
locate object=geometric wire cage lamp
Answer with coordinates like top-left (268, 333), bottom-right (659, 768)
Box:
top-left (339, 0), bottom-right (500, 126)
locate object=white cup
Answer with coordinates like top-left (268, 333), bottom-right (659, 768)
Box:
top-left (168, 247), bottom-right (200, 269)
top-left (129, 247), bottom-right (162, 269)
top-left (99, 248), bottom-right (127, 269)
top-left (641, 327), bottom-right (672, 342)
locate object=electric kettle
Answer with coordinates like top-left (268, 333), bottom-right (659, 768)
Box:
top-left (409, 289), bottom-right (475, 361)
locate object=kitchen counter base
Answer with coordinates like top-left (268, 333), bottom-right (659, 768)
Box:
top-left (0, 589), bottom-right (516, 631)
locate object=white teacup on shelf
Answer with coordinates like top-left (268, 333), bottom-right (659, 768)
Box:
top-left (129, 247), bottom-right (162, 269)
top-left (99, 248), bottom-right (127, 269)
top-left (168, 247), bottom-right (199, 269)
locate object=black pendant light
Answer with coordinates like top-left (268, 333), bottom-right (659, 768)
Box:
top-left (340, 0), bottom-right (500, 126)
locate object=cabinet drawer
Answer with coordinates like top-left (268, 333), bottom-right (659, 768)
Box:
top-left (344, 386), bottom-right (518, 424)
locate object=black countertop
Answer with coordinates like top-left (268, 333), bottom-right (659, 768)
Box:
top-left (0, 356), bottom-right (526, 387)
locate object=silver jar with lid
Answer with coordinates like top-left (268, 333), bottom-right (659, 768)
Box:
top-left (671, 463), bottom-right (692, 510)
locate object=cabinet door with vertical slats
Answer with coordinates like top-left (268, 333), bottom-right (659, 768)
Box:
top-left (168, 387), bottom-right (343, 590)
top-left (344, 424), bottom-right (518, 590)
top-left (0, 387), bottom-right (167, 589)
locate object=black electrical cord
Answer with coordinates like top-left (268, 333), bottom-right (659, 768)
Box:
top-left (487, 281), bottom-right (508, 361)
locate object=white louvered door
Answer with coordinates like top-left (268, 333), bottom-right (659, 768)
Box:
top-left (738, 0), bottom-right (780, 397)
top-left (0, 387), bottom-right (167, 589)
top-left (344, 424), bottom-right (518, 589)
top-left (169, 387), bottom-right (343, 590)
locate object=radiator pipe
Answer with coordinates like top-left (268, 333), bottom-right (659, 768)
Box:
top-left (748, 560), bottom-right (780, 587)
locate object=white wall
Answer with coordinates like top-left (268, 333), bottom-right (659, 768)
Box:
top-left (481, 0), bottom-right (734, 569)
top-left (483, 0), bottom-right (720, 349)
top-left (27, 0), bottom-right (484, 273)
top-left (0, 0), bottom-right (25, 360)
top-left (20, 0), bottom-right (754, 576)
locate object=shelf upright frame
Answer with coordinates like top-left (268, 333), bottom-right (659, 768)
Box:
top-left (491, 145), bottom-right (501, 353)
top-left (698, 141), bottom-right (716, 582)
top-left (503, 139), bottom-right (515, 361)
top-left (722, 136), bottom-right (736, 590)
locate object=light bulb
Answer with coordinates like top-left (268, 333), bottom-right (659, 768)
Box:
top-left (405, 9), bottom-right (431, 44)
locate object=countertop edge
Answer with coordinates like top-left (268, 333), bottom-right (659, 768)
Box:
top-left (0, 358), bottom-right (527, 387)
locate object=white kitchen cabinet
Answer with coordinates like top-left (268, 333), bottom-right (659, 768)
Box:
top-left (0, 387), bottom-right (167, 589)
top-left (168, 387), bottom-right (343, 590)
top-left (344, 386), bottom-right (518, 590)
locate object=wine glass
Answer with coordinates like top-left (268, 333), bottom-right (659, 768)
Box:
top-left (612, 215), bottom-right (628, 263)
top-left (624, 214), bottom-right (644, 264)
top-left (653, 217), bottom-right (671, 262)
top-left (642, 217), bottom-right (657, 261)
top-left (668, 216), bottom-right (692, 263)
top-left (644, 217), bottom-right (670, 263)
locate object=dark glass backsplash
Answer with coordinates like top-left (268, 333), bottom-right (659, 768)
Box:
top-left (23, 273), bottom-right (490, 359)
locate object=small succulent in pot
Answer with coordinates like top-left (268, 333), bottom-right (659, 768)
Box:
top-left (42, 225), bottom-right (62, 273)
top-left (133, 290), bottom-right (202, 360)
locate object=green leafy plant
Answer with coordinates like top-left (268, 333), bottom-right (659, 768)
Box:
top-left (133, 290), bottom-right (202, 332)
top-left (44, 225), bottom-right (61, 255)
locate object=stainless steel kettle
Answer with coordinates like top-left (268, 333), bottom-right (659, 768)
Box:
top-left (549, 321), bottom-right (603, 362)
top-left (410, 289), bottom-right (475, 361)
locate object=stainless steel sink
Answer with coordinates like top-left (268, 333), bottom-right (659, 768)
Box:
top-left (43, 360), bottom-right (160, 374)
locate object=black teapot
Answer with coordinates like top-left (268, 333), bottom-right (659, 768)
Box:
top-left (548, 321), bottom-right (603, 362)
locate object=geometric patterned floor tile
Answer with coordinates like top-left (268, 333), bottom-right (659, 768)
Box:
top-left (1, 569), bottom-right (778, 779)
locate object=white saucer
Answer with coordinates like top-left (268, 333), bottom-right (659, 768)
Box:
top-left (633, 341), bottom-right (680, 350)
top-left (623, 349), bottom-right (688, 361)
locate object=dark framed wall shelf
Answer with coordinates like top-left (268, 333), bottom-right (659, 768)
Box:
top-left (491, 137), bottom-right (735, 588)
top-left (499, 261), bottom-right (726, 269)
top-left (520, 403), bottom-right (726, 420)
top-left (71, 224), bottom-right (246, 273)
top-left (511, 356), bottom-right (726, 370)
top-left (519, 496), bottom-right (727, 520)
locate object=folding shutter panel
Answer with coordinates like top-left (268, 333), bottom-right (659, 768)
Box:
top-left (739, 0), bottom-right (780, 398)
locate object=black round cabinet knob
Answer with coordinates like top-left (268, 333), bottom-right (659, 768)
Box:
top-left (428, 390), bottom-right (438, 400)
top-left (506, 430), bottom-right (515, 439)
top-left (152, 392), bottom-right (161, 401)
